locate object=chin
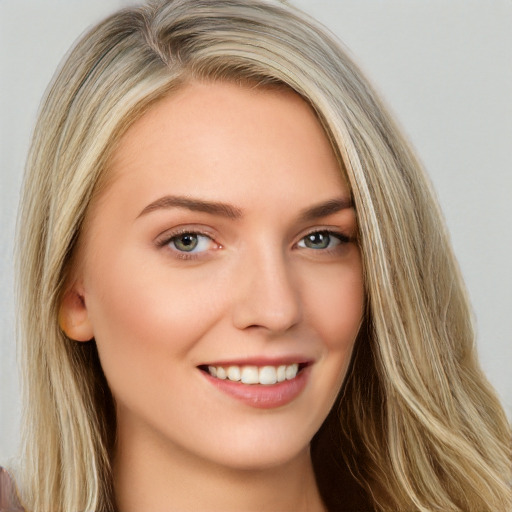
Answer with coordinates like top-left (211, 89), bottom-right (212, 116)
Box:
top-left (193, 423), bottom-right (317, 472)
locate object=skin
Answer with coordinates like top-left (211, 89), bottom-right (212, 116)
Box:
top-left (61, 81), bottom-right (364, 511)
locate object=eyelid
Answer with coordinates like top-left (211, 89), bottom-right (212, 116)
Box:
top-left (296, 227), bottom-right (351, 244)
top-left (155, 227), bottom-right (214, 245)
top-left (293, 228), bottom-right (352, 256)
top-left (155, 227), bottom-right (221, 260)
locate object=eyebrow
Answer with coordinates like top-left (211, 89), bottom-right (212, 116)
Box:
top-left (137, 195), bottom-right (352, 221)
top-left (138, 195), bottom-right (243, 219)
top-left (298, 197), bottom-right (353, 222)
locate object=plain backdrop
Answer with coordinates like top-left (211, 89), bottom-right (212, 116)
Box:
top-left (1, 0), bottom-right (511, 464)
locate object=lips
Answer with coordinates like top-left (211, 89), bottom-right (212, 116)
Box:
top-left (197, 359), bottom-right (312, 408)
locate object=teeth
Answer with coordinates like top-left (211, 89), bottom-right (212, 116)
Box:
top-left (241, 366), bottom-right (259, 384)
top-left (207, 363), bottom-right (301, 385)
top-left (285, 363), bottom-right (299, 380)
top-left (227, 366), bottom-right (241, 381)
top-left (259, 366), bottom-right (277, 385)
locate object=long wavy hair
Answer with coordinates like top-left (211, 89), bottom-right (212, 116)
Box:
top-left (16, 1), bottom-right (511, 510)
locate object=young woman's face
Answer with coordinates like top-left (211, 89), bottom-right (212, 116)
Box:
top-left (72, 81), bottom-right (364, 470)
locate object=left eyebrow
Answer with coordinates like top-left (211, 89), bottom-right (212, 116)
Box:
top-left (298, 197), bottom-right (353, 222)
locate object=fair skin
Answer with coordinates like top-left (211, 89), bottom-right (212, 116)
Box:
top-left (61, 81), bottom-right (364, 511)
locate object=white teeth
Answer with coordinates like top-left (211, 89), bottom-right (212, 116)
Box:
top-left (286, 363), bottom-right (299, 380)
top-left (206, 363), bottom-right (301, 385)
top-left (259, 366), bottom-right (277, 385)
top-left (227, 366), bottom-right (241, 381)
top-left (241, 366), bottom-right (259, 384)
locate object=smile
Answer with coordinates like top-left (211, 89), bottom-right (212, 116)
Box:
top-left (206, 363), bottom-right (301, 385)
top-left (198, 361), bottom-right (312, 408)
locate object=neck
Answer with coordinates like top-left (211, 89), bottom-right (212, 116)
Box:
top-left (113, 423), bottom-right (326, 512)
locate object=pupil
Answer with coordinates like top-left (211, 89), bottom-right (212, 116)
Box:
top-left (176, 234), bottom-right (198, 251)
top-left (307, 232), bottom-right (329, 249)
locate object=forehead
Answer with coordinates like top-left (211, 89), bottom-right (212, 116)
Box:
top-left (99, 80), bottom-right (348, 212)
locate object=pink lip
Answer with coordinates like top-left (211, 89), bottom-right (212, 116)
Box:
top-left (199, 365), bottom-right (312, 409)
top-left (200, 356), bottom-right (313, 367)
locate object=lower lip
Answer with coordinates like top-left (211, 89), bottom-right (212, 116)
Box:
top-left (200, 367), bottom-right (311, 409)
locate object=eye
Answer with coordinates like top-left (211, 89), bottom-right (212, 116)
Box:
top-left (297, 230), bottom-right (348, 250)
top-left (167, 232), bottom-right (214, 253)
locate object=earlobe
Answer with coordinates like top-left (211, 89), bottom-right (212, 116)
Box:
top-left (59, 286), bottom-right (94, 342)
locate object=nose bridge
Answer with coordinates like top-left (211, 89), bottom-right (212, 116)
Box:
top-left (231, 240), bottom-right (302, 333)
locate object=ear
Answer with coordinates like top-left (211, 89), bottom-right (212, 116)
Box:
top-left (59, 283), bottom-right (94, 342)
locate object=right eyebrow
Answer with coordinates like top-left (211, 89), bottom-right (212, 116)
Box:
top-left (137, 195), bottom-right (243, 220)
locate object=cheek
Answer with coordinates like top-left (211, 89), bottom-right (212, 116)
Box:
top-left (303, 257), bottom-right (365, 352)
top-left (295, 259), bottom-right (364, 433)
top-left (83, 255), bottom-right (225, 390)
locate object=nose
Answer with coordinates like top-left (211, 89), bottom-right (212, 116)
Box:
top-left (231, 246), bottom-right (302, 334)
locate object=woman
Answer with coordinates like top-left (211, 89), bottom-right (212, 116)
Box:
top-left (10, 0), bottom-right (511, 510)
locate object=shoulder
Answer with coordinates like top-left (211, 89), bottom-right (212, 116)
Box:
top-left (0, 467), bottom-right (25, 512)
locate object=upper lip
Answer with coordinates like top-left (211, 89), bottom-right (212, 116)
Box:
top-left (198, 356), bottom-right (315, 368)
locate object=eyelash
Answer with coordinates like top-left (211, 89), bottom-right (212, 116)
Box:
top-left (297, 229), bottom-right (350, 253)
top-left (156, 228), bottom-right (218, 260)
top-left (156, 228), bottom-right (351, 261)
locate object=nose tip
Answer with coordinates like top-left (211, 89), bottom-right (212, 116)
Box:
top-left (231, 254), bottom-right (302, 334)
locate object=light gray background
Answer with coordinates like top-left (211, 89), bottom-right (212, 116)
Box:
top-left (1, 1), bottom-right (511, 464)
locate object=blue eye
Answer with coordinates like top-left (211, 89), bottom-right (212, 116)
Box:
top-left (168, 232), bottom-right (213, 253)
top-left (297, 231), bottom-right (347, 250)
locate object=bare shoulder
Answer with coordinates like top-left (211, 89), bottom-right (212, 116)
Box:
top-left (0, 467), bottom-right (24, 512)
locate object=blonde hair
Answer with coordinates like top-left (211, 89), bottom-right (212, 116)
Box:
top-left (16, 0), bottom-right (511, 510)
